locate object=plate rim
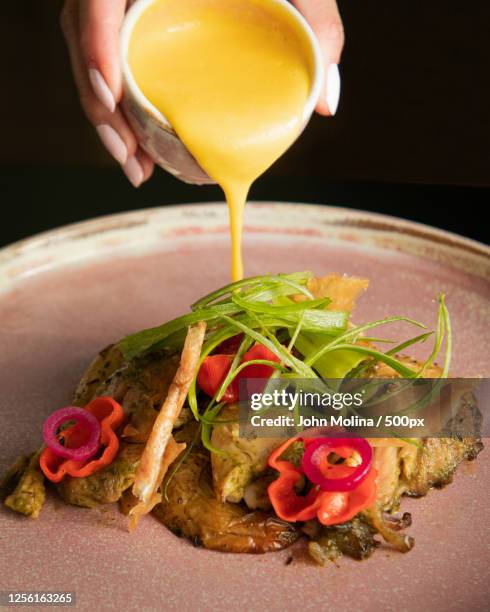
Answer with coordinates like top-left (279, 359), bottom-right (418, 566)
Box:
top-left (0, 202), bottom-right (488, 289)
top-left (1, 201), bottom-right (488, 255)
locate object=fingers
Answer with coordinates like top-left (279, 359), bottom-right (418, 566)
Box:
top-left (292, 0), bottom-right (345, 116)
top-left (136, 149), bottom-right (155, 182)
top-left (61, 0), bottom-right (149, 187)
top-left (123, 148), bottom-right (155, 187)
top-left (78, 0), bottom-right (127, 104)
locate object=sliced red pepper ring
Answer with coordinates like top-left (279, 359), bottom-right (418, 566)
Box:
top-left (267, 437), bottom-right (321, 522)
top-left (267, 436), bottom-right (377, 527)
top-left (197, 343), bottom-right (280, 404)
top-left (268, 436), bottom-right (302, 473)
top-left (39, 397), bottom-right (124, 483)
top-left (315, 467), bottom-right (378, 526)
top-left (267, 469), bottom-right (321, 522)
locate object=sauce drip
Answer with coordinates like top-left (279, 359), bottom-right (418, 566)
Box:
top-left (129, 0), bottom-right (313, 280)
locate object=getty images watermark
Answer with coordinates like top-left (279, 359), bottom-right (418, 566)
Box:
top-left (238, 377), bottom-right (487, 439)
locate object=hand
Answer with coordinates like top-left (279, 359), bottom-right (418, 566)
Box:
top-left (292, 0), bottom-right (344, 116)
top-left (61, 0), bottom-right (154, 187)
top-left (61, 0), bottom-right (344, 187)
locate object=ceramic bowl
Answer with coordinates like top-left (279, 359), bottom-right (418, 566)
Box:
top-left (119, 0), bottom-right (323, 184)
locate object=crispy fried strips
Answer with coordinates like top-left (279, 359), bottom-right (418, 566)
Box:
top-left (306, 273), bottom-right (369, 311)
top-left (132, 322), bottom-right (206, 505)
top-left (128, 436), bottom-right (186, 531)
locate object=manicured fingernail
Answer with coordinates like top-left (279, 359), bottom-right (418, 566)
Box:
top-left (89, 68), bottom-right (116, 113)
top-left (326, 63), bottom-right (341, 115)
top-left (123, 156), bottom-right (144, 187)
top-left (96, 124), bottom-right (128, 165)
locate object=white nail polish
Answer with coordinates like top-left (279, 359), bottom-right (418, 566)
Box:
top-left (326, 63), bottom-right (341, 115)
top-left (123, 156), bottom-right (144, 187)
top-left (89, 68), bottom-right (116, 113)
top-left (96, 125), bottom-right (128, 165)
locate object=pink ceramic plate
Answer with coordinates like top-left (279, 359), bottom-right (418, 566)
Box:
top-left (1, 203), bottom-right (489, 611)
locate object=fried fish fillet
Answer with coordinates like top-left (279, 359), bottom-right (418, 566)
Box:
top-left (4, 345), bottom-right (299, 553)
top-left (308, 357), bottom-right (483, 563)
top-left (151, 424), bottom-right (299, 553)
top-left (2, 341), bottom-right (482, 563)
top-left (3, 347), bottom-right (178, 514)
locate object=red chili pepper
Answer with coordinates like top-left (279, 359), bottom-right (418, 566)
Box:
top-left (197, 354), bottom-right (235, 402)
top-left (316, 467), bottom-right (377, 525)
top-left (267, 437), bottom-right (377, 526)
top-left (197, 343), bottom-right (280, 403)
top-left (39, 397), bottom-right (124, 483)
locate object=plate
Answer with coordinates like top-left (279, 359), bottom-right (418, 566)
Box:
top-left (1, 203), bottom-right (489, 611)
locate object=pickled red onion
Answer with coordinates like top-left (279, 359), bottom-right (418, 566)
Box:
top-left (301, 437), bottom-right (373, 492)
top-left (42, 407), bottom-right (101, 462)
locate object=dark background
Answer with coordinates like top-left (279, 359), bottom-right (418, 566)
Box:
top-left (1, 0), bottom-right (489, 247)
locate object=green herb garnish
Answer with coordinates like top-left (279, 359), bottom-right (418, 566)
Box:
top-left (117, 273), bottom-right (451, 454)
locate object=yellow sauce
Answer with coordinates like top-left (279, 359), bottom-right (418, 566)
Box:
top-left (129, 0), bottom-right (313, 280)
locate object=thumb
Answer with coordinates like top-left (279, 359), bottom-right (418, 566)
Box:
top-left (292, 0), bottom-right (344, 116)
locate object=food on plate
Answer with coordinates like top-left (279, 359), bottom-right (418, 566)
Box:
top-left (2, 272), bottom-right (482, 564)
